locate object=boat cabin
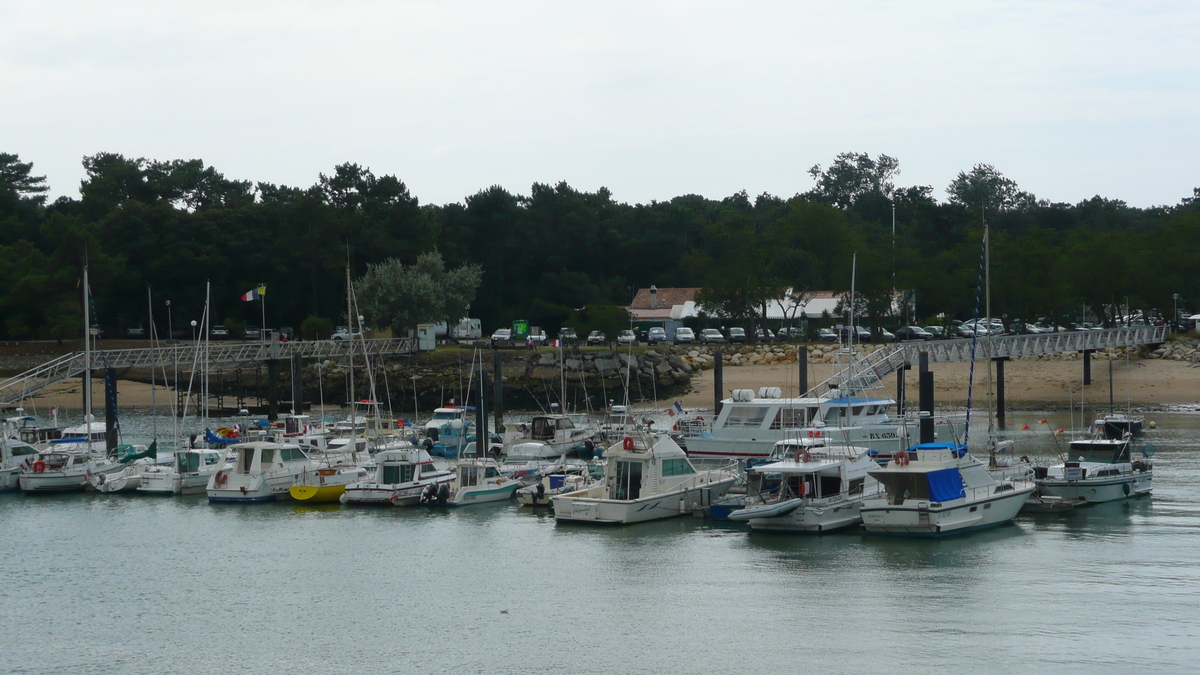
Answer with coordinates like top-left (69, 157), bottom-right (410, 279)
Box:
top-left (530, 415), bottom-right (579, 442)
top-left (1067, 439), bottom-right (1131, 464)
top-left (604, 436), bottom-right (697, 501)
top-left (53, 422), bottom-right (107, 445)
top-left (176, 449), bottom-right (223, 475)
top-left (33, 452), bottom-right (90, 471)
top-left (376, 448), bottom-right (444, 484)
top-left (748, 461), bottom-right (865, 501)
top-left (230, 442), bottom-right (309, 475)
top-left (457, 461), bottom-right (502, 487)
top-left (711, 392), bottom-right (896, 433)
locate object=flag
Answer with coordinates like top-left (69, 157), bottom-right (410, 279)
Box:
top-left (241, 287), bottom-right (262, 302)
top-left (1020, 423), bottom-right (1030, 430)
top-left (1039, 418), bottom-right (1048, 425)
top-left (674, 401), bottom-right (684, 414)
top-left (1055, 428), bottom-right (1065, 435)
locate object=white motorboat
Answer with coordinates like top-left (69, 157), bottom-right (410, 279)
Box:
top-left (502, 414), bottom-right (598, 460)
top-left (552, 433), bottom-right (739, 525)
top-left (18, 449), bottom-right (123, 493)
top-left (206, 441), bottom-right (315, 502)
top-left (596, 405), bottom-right (639, 444)
top-left (139, 447), bottom-right (226, 495)
top-left (342, 445), bottom-right (453, 506)
top-left (0, 432), bottom-right (40, 492)
top-left (728, 440), bottom-right (881, 533)
top-left (516, 461), bottom-right (598, 506)
top-left (88, 443), bottom-right (162, 493)
top-left (1095, 413), bottom-right (1145, 439)
top-left (678, 388), bottom-right (910, 462)
top-left (1033, 436), bottom-right (1152, 504)
top-left (422, 406), bottom-right (478, 457)
top-left (422, 457), bottom-right (519, 506)
top-left (859, 442), bottom-right (1035, 536)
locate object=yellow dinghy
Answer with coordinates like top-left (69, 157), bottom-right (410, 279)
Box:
top-left (289, 466), bottom-right (368, 502)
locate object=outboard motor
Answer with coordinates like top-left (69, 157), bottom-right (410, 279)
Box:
top-left (535, 482), bottom-right (546, 499)
top-left (427, 427), bottom-right (440, 443)
top-left (437, 482), bottom-right (450, 504)
top-left (583, 439), bottom-right (595, 460)
top-left (422, 483), bottom-right (438, 503)
top-left (422, 437), bottom-right (435, 453)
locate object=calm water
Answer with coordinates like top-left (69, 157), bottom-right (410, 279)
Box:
top-left (2, 411), bottom-right (1199, 674)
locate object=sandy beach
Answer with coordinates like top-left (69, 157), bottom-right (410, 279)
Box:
top-left (10, 356), bottom-right (1199, 415)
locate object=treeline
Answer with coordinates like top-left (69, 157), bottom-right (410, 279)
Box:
top-left (1, 151), bottom-right (1197, 341)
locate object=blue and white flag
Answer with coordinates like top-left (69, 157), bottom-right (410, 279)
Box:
top-left (674, 401), bottom-right (684, 414)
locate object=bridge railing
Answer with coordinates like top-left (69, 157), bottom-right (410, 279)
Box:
top-left (0, 338), bottom-right (416, 406)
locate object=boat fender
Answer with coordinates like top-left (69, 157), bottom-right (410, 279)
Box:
top-left (32, 460), bottom-right (46, 473)
top-left (95, 473), bottom-right (106, 485)
top-left (214, 470), bottom-right (228, 485)
top-left (536, 482), bottom-right (545, 498)
top-left (1123, 483), bottom-right (1131, 496)
top-left (894, 450), bottom-right (910, 467)
top-left (623, 437), bottom-right (634, 451)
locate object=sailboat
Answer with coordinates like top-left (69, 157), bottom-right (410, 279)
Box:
top-left (19, 264), bottom-right (124, 493)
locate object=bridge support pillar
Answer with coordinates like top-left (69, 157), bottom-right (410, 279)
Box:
top-left (994, 357), bottom-right (1008, 428)
top-left (714, 350), bottom-right (724, 417)
top-left (896, 362), bottom-right (911, 417)
top-left (290, 354), bottom-right (304, 414)
top-left (798, 346), bottom-right (808, 395)
top-left (104, 368), bottom-right (118, 456)
top-left (918, 352), bottom-right (935, 444)
top-left (1082, 349), bottom-right (1095, 386)
top-left (266, 359), bottom-right (279, 421)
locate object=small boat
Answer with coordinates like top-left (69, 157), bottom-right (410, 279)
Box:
top-left (727, 441), bottom-right (881, 533)
top-left (552, 433), bottom-right (739, 524)
top-left (1021, 494), bottom-right (1084, 514)
top-left (422, 406), bottom-right (477, 457)
top-left (18, 448), bottom-right (123, 493)
top-left (1, 419), bottom-right (41, 492)
top-left (289, 465), bottom-right (370, 503)
top-left (516, 461), bottom-right (597, 506)
top-left (501, 413), bottom-right (598, 460)
top-left (423, 457), bottom-right (519, 506)
top-left (859, 443), bottom-right (1036, 536)
top-left (1095, 413), bottom-right (1145, 439)
top-left (342, 445), bottom-right (453, 505)
top-left (206, 442), bottom-right (315, 502)
top-left (89, 443), bottom-right (161, 493)
top-left (1033, 436), bottom-right (1152, 504)
top-left (139, 447), bottom-right (226, 495)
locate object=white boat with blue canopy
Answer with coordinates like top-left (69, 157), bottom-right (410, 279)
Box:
top-left (859, 442), bottom-right (1034, 537)
top-left (679, 388), bottom-right (910, 464)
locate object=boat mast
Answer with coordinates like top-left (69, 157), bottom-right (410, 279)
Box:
top-left (83, 262), bottom-right (92, 445)
top-left (984, 208), bottom-right (996, 449)
top-left (345, 260), bottom-right (355, 418)
top-left (148, 286), bottom-right (157, 441)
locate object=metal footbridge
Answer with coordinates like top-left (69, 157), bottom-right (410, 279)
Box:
top-left (808, 326), bottom-right (1167, 398)
top-left (0, 338), bottom-right (416, 406)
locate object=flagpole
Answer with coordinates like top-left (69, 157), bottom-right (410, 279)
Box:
top-left (261, 284), bottom-right (266, 342)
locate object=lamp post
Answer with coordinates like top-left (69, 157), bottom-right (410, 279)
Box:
top-left (191, 319), bottom-right (197, 343)
top-left (1173, 293), bottom-right (1181, 331)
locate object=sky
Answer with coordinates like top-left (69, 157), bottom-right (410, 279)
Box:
top-left (3, 1), bottom-right (1198, 208)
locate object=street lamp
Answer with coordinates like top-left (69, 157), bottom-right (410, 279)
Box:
top-left (191, 319), bottom-right (197, 343)
top-left (1173, 293), bottom-right (1182, 330)
top-left (165, 300), bottom-right (172, 342)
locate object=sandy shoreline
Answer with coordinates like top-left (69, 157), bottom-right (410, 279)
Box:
top-left (9, 357), bottom-right (1199, 416)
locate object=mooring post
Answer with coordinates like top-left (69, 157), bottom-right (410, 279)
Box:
top-left (266, 359), bottom-right (279, 421)
top-left (493, 350), bottom-right (504, 433)
top-left (291, 353), bottom-right (304, 414)
top-left (714, 349), bottom-right (724, 417)
top-left (896, 362), bottom-right (910, 417)
top-left (104, 367), bottom-right (118, 456)
top-left (995, 357), bottom-right (1008, 428)
top-left (797, 345), bottom-right (808, 396)
top-left (919, 351), bottom-right (935, 444)
top-left (1082, 349), bottom-right (1094, 385)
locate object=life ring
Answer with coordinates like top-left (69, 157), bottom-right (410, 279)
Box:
top-left (794, 449), bottom-right (812, 463)
top-left (32, 460), bottom-right (46, 473)
top-left (623, 437), bottom-right (634, 450)
top-left (894, 450), bottom-right (910, 467)
top-left (214, 470), bottom-right (228, 485)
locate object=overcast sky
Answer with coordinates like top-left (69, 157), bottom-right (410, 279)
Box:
top-left (4, 1), bottom-right (1198, 208)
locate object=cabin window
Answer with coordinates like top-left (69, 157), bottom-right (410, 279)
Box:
top-left (72, 455), bottom-right (87, 465)
top-left (770, 407), bottom-right (810, 430)
top-left (178, 453), bottom-right (200, 473)
top-left (460, 466), bottom-right (479, 487)
top-left (823, 407), bottom-right (844, 423)
top-left (819, 475), bottom-right (842, 497)
top-left (614, 460), bottom-right (642, 500)
top-left (11, 445), bottom-right (37, 457)
top-left (661, 458), bottom-right (695, 477)
top-left (485, 467), bottom-right (500, 479)
top-left (531, 418), bottom-right (554, 440)
top-left (280, 448), bottom-right (305, 462)
top-left (852, 406), bottom-right (864, 416)
top-left (847, 477), bottom-right (865, 496)
top-left (725, 406), bottom-right (770, 428)
top-left (205, 454), bottom-right (220, 465)
top-left (260, 448), bottom-right (276, 465)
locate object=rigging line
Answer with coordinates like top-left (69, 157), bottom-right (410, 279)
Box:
top-left (963, 221), bottom-right (987, 447)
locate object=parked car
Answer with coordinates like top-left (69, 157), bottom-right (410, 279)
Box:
top-left (699, 328), bottom-right (725, 344)
top-left (894, 326), bottom-right (933, 341)
top-left (728, 327), bottom-right (747, 343)
top-left (755, 328), bottom-right (775, 342)
top-left (838, 325), bottom-right (872, 342)
top-left (954, 323), bottom-right (986, 338)
top-left (817, 327), bottom-right (838, 342)
top-left (210, 325), bottom-right (229, 340)
top-left (647, 327), bottom-right (668, 344)
top-left (617, 330), bottom-right (637, 345)
top-left (878, 328), bottom-right (896, 343)
top-left (586, 330), bottom-right (606, 346)
top-left (527, 329), bottom-right (547, 346)
top-left (674, 327), bottom-right (695, 344)
top-left (244, 324), bottom-right (261, 340)
top-left (923, 326), bottom-right (946, 339)
top-left (124, 325), bottom-right (145, 338)
top-left (558, 327), bottom-right (578, 343)
top-left (490, 328), bottom-right (512, 345)
top-left (332, 326), bottom-right (364, 341)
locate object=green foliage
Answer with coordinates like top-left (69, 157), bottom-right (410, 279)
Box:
top-left (567, 305), bottom-right (631, 341)
top-left (300, 315), bottom-right (334, 340)
top-left (356, 251), bottom-right (483, 332)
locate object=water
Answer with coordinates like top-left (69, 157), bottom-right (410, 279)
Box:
top-left (3, 411), bottom-right (1199, 674)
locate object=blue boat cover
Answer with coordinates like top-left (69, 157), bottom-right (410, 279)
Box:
top-left (926, 467), bottom-right (965, 502)
top-left (549, 475), bottom-right (565, 490)
top-left (204, 429), bottom-right (241, 445)
top-left (908, 442), bottom-right (967, 458)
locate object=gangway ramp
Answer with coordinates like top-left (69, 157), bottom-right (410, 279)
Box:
top-left (807, 325), bottom-right (1167, 397)
top-left (0, 338), bottom-right (416, 406)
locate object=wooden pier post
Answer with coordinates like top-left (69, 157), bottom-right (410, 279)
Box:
top-left (994, 357), bottom-right (1008, 428)
top-left (1082, 349), bottom-right (1094, 385)
top-left (291, 353), bottom-right (304, 414)
top-left (797, 345), bottom-right (808, 396)
top-left (266, 359), bottom-right (279, 421)
top-left (918, 351), bottom-right (935, 444)
top-left (714, 349), bottom-right (724, 417)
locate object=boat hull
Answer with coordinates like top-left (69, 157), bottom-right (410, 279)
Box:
top-left (447, 481), bottom-right (520, 506)
top-left (288, 484), bottom-right (347, 502)
top-left (553, 477), bottom-right (737, 524)
top-left (1035, 472), bottom-right (1152, 503)
top-left (860, 486), bottom-right (1034, 537)
top-left (746, 502), bottom-right (863, 533)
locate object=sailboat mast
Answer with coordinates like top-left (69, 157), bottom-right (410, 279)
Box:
top-left (148, 287), bottom-right (157, 441)
top-left (83, 262), bottom-right (92, 441)
top-left (346, 263), bottom-right (355, 414)
top-left (984, 209), bottom-right (995, 438)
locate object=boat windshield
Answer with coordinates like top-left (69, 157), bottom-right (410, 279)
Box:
top-left (432, 411), bottom-right (461, 420)
top-left (724, 406), bottom-right (770, 428)
top-left (382, 464), bottom-right (416, 484)
top-left (1068, 442), bottom-right (1130, 463)
top-left (177, 452), bottom-right (201, 473)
